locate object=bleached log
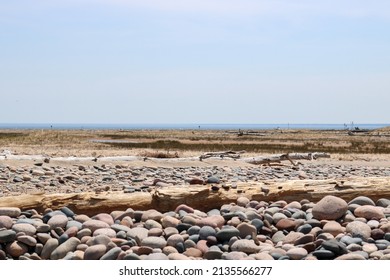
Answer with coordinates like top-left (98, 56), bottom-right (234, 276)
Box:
top-left (199, 150), bottom-right (246, 161)
top-left (0, 176), bottom-right (388, 216)
top-left (243, 152), bottom-right (330, 166)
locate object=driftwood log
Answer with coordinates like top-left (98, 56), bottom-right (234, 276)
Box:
top-left (0, 177), bottom-right (389, 216)
top-left (243, 152), bottom-right (330, 166)
top-left (199, 150), bottom-right (246, 161)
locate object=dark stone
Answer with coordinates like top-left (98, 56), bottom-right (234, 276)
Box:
top-left (216, 227), bottom-right (240, 242)
top-left (58, 233), bottom-right (69, 245)
top-left (207, 176), bottom-right (221, 184)
top-left (250, 219), bottom-right (264, 232)
top-left (199, 226), bottom-right (216, 240)
top-left (176, 242), bottom-right (185, 253)
top-left (340, 236), bottom-right (362, 245)
top-left (187, 226), bottom-right (201, 236)
top-left (297, 224), bottom-right (312, 234)
top-left (0, 249), bottom-right (6, 260)
top-left (123, 253), bottom-right (141, 260)
top-left (176, 223), bottom-right (192, 233)
top-left (101, 247), bottom-right (122, 260)
top-left (188, 234), bottom-right (199, 244)
top-left (321, 239), bottom-right (348, 255)
top-left (312, 249), bottom-right (335, 259)
top-left (349, 196), bottom-right (375, 206)
top-left (371, 229), bottom-right (385, 240)
top-left (305, 219), bottom-right (321, 228)
top-left (60, 207), bottom-right (75, 217)
top-left (0, 230), bottom-right (16, 243)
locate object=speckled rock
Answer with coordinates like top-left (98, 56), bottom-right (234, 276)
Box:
top-left (231, 239), bottom-right (259, 254)
top-left (346, 221), bottom-right (372, 241)
top-left (312, 196), bottom-right (348, 220)
top-left (48, 215), bottom-right (69, 230)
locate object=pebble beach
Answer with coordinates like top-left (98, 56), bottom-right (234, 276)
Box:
top-left (1, 159), bottom-right (390, 260)
top-left (0, 194), bottom-right (389, 260)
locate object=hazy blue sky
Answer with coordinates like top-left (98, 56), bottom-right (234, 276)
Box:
top-left (1, 0), bottom-right (389, 124)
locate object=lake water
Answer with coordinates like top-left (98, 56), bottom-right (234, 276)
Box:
top-left (0, 123), bottom-right (388, 130)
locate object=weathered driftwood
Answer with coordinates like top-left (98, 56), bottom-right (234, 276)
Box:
top-left (199, 150), bottom-right (246, 161)
top-left (243, 152), bottom-right (330, 166)
top-left (0, 177), bottom-right (389, 216)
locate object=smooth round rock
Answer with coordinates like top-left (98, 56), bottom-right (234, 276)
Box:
top-left (335, 253), bottom-right (366, 260)
top-left (161, 216), bottom-right (180, 228)
top-left (83, 218), bottom-right (111, 232)
top-left (216, 226), bottom-right (240, 242)
top-left (237, 197), bottom-right (250, 207)
top-left (141, 210), bottom-right (163, 222)
top-left (168, 253), bottom-right (190, 260)
top-left (48, 215), bottom-right (69, 230)
top-left (230, 239), bottom-right (259, 254)
top-left (144, 219), bottom-right (163, 230)
top-left (222, 251), bottom-right (248, 260)
top-left (0, 229), bottom-right (16, 243)
top-left (286, 247), bottom-right (308, 260)
top-left (167, 234), bottom-right (184, 247)
top-left (376, 198), bottom-right (390, 208)
top-left (312, 249), bottom-right (335, 259)
top-left (349, 196), bottom-right (375, 206)
top-left (93, 228), bottom-right (117, 238)
top-left (0, 207), bottom-right (21, 218)
top-left (93, 213), bottom-right (114, 226)
top-left (123, 253), bottom-right (141, 260)
top-left (12, 223), bottom-right (36, 236)
top-left (312, 196), bottom-right (348, 220)
top-left (354, 205), bottom-right (385, 220)
top-left (41, 238), bottom-right (59, 259)
top-left (346, 221), bottom-right (372, 241)
top-left (197, 216), bottom-right (225, 228)
top-left (17, 235), bottom-right (37, 247)
top-left (6, 241), bottom-right (28, 258)
top-left (50, 237), bottom-right (81, 260)
top-left (323, 221), bottom-right (345, 237)
top-left (199, 226), bottom-right (216, 240)
top-left (283, 231), bottom-right (304, 244)
top-left (141, 237), bottom-right (167, 249)
top-left (237, 222), bottom-right (257, 239)
top-left (143, 253), bottom-right (169, 260)
top-left (276, 219), bottom-right (296, 231)
top-left (362, 243), bottom-right (378, 254)
top-left (84, 244), bottom-right (107, 260)
top-left (0, 216), bottom-right (13, 229)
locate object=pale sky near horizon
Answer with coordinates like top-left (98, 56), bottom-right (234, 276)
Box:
top-left (1, 0), bottom-right (389, 124)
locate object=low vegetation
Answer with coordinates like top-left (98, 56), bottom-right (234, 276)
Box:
top-left (1, 128), bottom-right (390, 156)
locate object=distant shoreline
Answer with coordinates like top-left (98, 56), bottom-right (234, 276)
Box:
top-left (0, 123), bottom-right (388, 130)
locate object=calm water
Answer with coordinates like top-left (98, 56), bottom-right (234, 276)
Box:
top-left (0, 123), bottom-right (388, 130)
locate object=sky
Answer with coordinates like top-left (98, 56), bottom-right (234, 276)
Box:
top-left (1, 0), bottom-right (390, 124)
